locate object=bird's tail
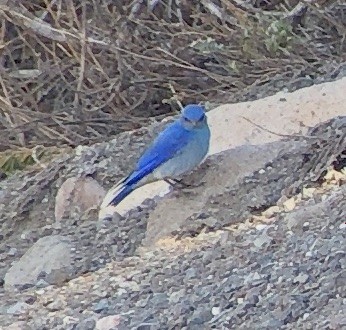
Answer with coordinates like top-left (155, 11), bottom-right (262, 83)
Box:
top-left (100, 162), bottom-right (157, 209)
top-left (100, 177), bottom-right (135, 208)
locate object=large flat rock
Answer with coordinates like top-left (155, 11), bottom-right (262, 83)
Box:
top-left (4, 235), bottom-right (74, 291)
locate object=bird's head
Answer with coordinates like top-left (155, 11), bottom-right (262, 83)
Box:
top-left (180, 104), bottom-right (208, 130)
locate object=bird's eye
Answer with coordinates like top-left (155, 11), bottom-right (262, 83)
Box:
top-left (184, 117), bottom-right (192, 122)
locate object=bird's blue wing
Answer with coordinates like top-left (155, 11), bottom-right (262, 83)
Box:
top-left (124, 121), bottom-right (191, 186)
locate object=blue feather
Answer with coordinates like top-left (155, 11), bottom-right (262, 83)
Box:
top-left (104, 104), bottom-right (210, 207)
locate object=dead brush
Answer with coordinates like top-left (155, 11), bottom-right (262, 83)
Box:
top-left (0, 0), bottom-right (344, 154)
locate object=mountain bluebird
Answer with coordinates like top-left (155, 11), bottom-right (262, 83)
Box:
top-left (102, 104), bottom-right (210, 207)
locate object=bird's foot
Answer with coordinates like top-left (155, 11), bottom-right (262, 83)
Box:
top-left (164, 178), bottom-right (189, 189)
top-left (164, 178), bottom-right (204, 190)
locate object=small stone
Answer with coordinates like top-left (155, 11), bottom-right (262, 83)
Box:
top-left (118, 280), bottom-right (140, 291)
top-left (7, 302), bottom-right (30, 315)
top-left (7, 321), bottom-right (28, 330)
top-left (255, 224), bottom-right (268, 231)
top-left (339, 223), bottom-right (346, 229)
top-left (293, 274), bottom-right (309, 284)
top-left (262, 206), bottom-right (280, 218)
top-left (302, 187), bottom-right (315, 198)
top-left (20, 232), bottom-right (30, 240)
top-left (75, 317), bottom-right (96, 330)
top-left (283, 198), bottom-right (296, 212)
top-left (169, 289), bottom-right (185, 304)
top-left (185, 268), bottom-right (197, 279)
top-left (245, 285), bottom-right (262, 305)
top-left (151, 293), bottom-right (169, 307)
top-left (4, 235), bottom-right (74, 290)
top-left (253, 234), bottom-right (272, 248)
top-left (24, 295), bottom-right (37, 305)
top-left (190, 308), bottom-right (213, 325)
top-left (36, 289), bottom-right (45, 295)
top-left (75, 145), bottom-right (85, 156)
top-left (211, 306), bottom-right (221, 316)
top-left (95, 315), bottom-right (121, 330)
top-left (46, 298), bottom-right (65, 312)
top-left (7, 247), bottom-right (18, 256)
top-left (63, 316), bottom-right (79, 327)
top-left (36, 279), bottom-right (50, 288)
top-left (55, 176), bottom-right (105, 222)
top-left (286, 212), bottom-right (304, 233)
top-left (75, 318), bottom-right (97, 330)
top-left (237, 298), bottom-right (244, 304)
top-left (324, 169), bottom-right (344, 182)
top-left (93, 299), bottom-right (110, 313)
top-left (244, 272), bottom-right (262, 284)
top-left (202, 217), bottom-right (218, 227)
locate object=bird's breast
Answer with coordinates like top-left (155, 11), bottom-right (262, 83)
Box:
top-left (153, 126), bottom-right (210, 179)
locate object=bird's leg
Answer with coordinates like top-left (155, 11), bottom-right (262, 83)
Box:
top-left (164, 178), bottom-right (205, 190)
top-left (164, 178), bottom-right (191, 189)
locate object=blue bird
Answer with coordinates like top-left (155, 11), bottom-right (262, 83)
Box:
top-left (101, 104), bottom-right (211, 208)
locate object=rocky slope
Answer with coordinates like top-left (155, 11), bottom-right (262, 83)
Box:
top-left (0, 78), bottom-right (345, 330)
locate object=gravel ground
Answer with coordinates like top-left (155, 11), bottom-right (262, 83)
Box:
top-left (0, 178), bottom-right (345, 329)
top-left (0, 75), bottom-right (345, 330)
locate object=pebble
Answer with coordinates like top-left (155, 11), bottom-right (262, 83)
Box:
top-left (75, 317), bottom-right (97, 330)
top-left (6, 321), bottom-right (28, 330)
top-left (262, 206), bottom-right (280, 217)
top-left (283, 198), bottom-right (296, 212)
top-left (7, 248), bottom-right (18, 256)
top-left (211, 306), bottom-right (221, 316)
top-left (7, 302), bottom-right (30, 315)
top-left (293, 274), bottom-right (309, 284)
top-left (95, 315), bottom-right (121, 330)
top-left (253, 234), bottom-right (272, 248)
top-left (255, 224), bottom-right (268, 231)
top-left (93, 299), bottom-right (110, 313)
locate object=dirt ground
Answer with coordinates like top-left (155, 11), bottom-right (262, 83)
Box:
top-left (0, 1), bottom-right (345, 329)
top-left (0, 75), bottom-right (345, 329)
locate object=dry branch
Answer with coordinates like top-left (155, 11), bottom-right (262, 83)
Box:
top-left (0, 0), bottom-right (344, 150)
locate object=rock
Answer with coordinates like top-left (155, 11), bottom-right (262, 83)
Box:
top-left (262, 205), bottom-right (280, 217)
top-left (93, 299), bottom-right (110, 313)
top-left (6, 321), bottom-right (29, 330)
top-left (283, 197), bottom-right (296, 212)
top-left (7, 247), bottom-right (18, 256)
top-left (211, 306), bottom-right (221, 316)
top-left (46, 298), bottom-right (66, 312)
top-left (253, 233), bottom-right (273, 248)
top-left (35, 279), bottom-right (50, 288)
top-left (243, 272), bottom-right (262, 285)
top-left (75, 317), bottom-right (97, 330)
top-left (95, 315), bottom-right (121, 330)
top-left (190, 308), bottom-right (213, 325)
top-left (4, 235), bottom-right (74, 290)
top-left (151, 293), bottom-right (169, 308)
top-left (55, 176), bottom-right (105, 221)
top-left (6, 302), bottom-right (30, 315)
top-left (62, 316), bottom-right (80, 328)
top-left (143, 142), bottom-right (290, 245)
top-left (293, 274), bottom-right (309, 284)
